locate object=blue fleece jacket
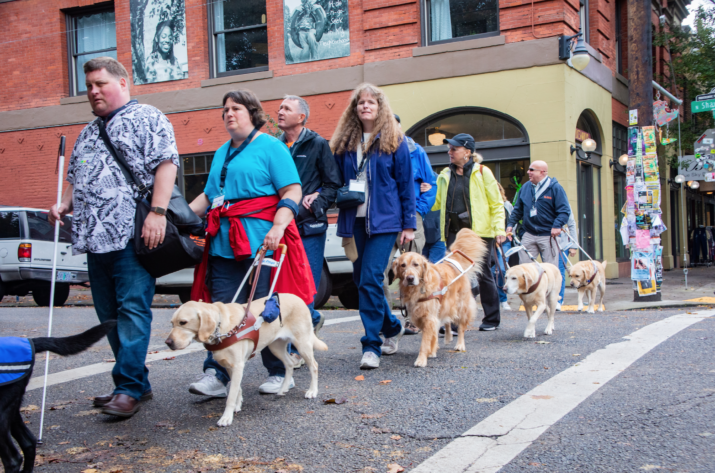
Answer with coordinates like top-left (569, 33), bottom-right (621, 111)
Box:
top-left (507, 177), bottom-right (570, 236)
top-left (334, 137), bottom-right (416, 237)
top-left (405, 137), bottom-right (437, 217)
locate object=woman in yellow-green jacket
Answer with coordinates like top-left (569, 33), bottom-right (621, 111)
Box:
top-left (432, 133), bottom-right (506, 330)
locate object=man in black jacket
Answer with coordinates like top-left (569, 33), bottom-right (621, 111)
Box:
top-left (277, 95), bottom-right (342, 331)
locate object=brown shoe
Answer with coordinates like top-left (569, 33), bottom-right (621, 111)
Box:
top-left (94, 391), bottom-right (153, 407)
top-left (101, 394), bottom-right (141, 418)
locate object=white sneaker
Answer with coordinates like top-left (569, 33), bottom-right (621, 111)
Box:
top-left (258, 376), bottom-right (295, 394)
top-left (189, 369), bottom-right (228, 397)
top-left (381, 325), bottom-right (406, 355)
top-left (500, 302), bottom-right (512, 311)
top-left (289, 352), bottom-right (305, 369)
top-left (360, 351), bottom-right (380, 369)
top-left (556, 303), bottom-right (562, 311)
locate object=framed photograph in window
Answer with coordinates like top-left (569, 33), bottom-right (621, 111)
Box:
top-left (284, 0), bottom-right (350, 65)
top-left (130, 0), bottom-right (189, 85)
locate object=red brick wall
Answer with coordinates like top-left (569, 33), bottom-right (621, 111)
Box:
top-left (0, 90), bottom-right (351, 209)
top-left (612, 96), bottom-right (628, 126)
top-left (499, 0), bottom-right (580, 43)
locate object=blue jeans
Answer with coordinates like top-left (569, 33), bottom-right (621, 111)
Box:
top-left (202, 256), bottom-right (274, 384)
top-left (87, 242), bottom-right (154, 401)
top-left (558, 250), bottom-right (569, 303)
top-left (422, 239), bottom-right (447, 264)
top-left (301, 232), bottom-right (327, 326)
top-left (352, 218), bottom-right (403, 356)
top-left (492, 240), bottom-right (512, 303)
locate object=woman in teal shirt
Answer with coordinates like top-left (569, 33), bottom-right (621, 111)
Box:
top-left (187, 90), bottom-right (303, 397)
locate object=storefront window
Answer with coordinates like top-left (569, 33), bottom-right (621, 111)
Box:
top-left (410, 111), bottom-right (525, 148)
top-left (210, 0), bottom-right (268, 76)
top-left (425, 0), bottom-right (499, 44)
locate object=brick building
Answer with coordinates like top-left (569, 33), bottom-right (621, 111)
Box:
top-left (0, 0), bottom-right (693, 277)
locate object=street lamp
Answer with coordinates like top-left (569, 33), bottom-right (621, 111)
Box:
top-left (609, 153), bottom-right (629, 171)
top-left (559, 31), bottom-right (591, 71)
top-left (674, 174), bottom-right (686, 184)
top-left (570, 138), bottom-right (597, 161)
top-left (690, 180), bottom-right (700, 189)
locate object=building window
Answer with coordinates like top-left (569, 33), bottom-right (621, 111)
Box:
top-left (209, 0), bottom-right (268, 77)
top-left (66, 6), bottom-right (117, 96)
top-left (423, 0), bottom-right (499, 45)
top-left (579, 0), bottom-right (589, 43)
top-left (179, 153), bottom-right (214, 204)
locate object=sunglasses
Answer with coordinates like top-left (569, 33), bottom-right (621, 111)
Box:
top-left (528, 168), bottom-right (544, 172)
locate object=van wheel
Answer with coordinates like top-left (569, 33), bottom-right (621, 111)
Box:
top-left (314, 263), bottom-right (333, 309)
top-left (337, 283), bottom-right (359, 310)
top-left (33, 283), bottom-right (70, 307)
top-left (178, 289), bottom-right (192, 304)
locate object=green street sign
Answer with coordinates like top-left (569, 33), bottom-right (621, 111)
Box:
top-left (692, 99), bottom-right (715, 113)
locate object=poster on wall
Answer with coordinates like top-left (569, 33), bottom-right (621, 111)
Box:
top-left (130, 0), bottom-right (189, 85)
top-left (284, 0), bottom-right (350, 65)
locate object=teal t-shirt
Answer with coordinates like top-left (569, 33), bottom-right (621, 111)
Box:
top-left (204, 133), bottom-right (301, 259)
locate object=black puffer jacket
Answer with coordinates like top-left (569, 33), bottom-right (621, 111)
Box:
top-left (281, 128), bottom-right (342, 233)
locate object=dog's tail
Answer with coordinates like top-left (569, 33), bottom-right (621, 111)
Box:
top-left (449, 228), bottom-right (488, 275)
top-left (312, 332), bottom-right (328, 352)
top-left (32, 321), bottom-right (116, 356)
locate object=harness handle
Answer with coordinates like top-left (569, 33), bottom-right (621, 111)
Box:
top-left (245, 246), bottom-right (268, 312)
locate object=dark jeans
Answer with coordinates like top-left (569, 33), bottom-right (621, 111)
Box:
top-left (447, 232), bottom-right (501, 328)
top-left (202, 256), bottom-right (274, 384)
top-left (558, 249), bottom-right (569, 303)
top-left (87, 242), bottom-right (155, 401)
top-left (352, 218), bottom-right (403, 356)
top-left (492, 240), bottom-right (512, 303)
top-left (422, 239), bottom-right (447, 264)
top-left (301, 232), bottom-right (327, 326)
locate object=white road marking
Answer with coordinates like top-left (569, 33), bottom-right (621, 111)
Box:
top-left (411, 309), bottom-right (715, 473)
top-left (27, 315), bottom-right (363, 391)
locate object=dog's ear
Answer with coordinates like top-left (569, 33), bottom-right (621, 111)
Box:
top-left (391, 257), bottom-right (400, 282)
top-left (196, 306), bottom-right (218, 343)
top-left (522, 269), bottom-right (532, 291)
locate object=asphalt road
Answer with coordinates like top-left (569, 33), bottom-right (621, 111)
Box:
top-left (3, 305), bottom-right (714, 473)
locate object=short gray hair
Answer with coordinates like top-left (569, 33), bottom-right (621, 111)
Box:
top-left (283, 95), bottom-right (310, 125)
top-left (83, 57), bottom-right (130, 84)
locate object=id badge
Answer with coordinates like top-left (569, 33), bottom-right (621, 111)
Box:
top-left (211, 194), bottom-right (225, 210)
top-left (530, 207), bottom-right (537, 217)
top-left (349, 179), bottom-right (366, 193)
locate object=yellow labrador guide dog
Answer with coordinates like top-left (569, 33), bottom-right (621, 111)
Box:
top-left (504, 262), bottom-right (562, 338)
top-left (166, 296), bottom-right (328, 427)
top-left (568, 260), bottom-right (607, 313)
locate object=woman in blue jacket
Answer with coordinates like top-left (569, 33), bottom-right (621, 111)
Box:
top-left (331, 83), bottom-right (416, 370)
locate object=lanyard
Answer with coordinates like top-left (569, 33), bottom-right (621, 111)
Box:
top-left (352, 134), bottom-right (370, 178)
top-left (220, 128), bottom-right (258, 191)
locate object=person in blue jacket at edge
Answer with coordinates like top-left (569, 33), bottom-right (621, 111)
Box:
top-left (382, 114), bottom-right (437, 335)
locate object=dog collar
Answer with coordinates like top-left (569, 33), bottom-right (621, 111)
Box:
top-left (204, 311), bottom-right (261, 357)
top-left (524, 269), bottom-right (545, 295)
top-left (585, 261), bottom-right (599, 285)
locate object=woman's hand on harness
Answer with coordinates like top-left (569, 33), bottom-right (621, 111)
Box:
top-left (505, 227), bottom-right (514, 242)
top-left (496, 235), bottom-right (506, 245)
top-left (264, 225), bottom-right (286, 251)
top-left (400, 228), bottom-right (415, 246)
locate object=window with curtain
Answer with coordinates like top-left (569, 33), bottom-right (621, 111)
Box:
top-left (210, 0), bottom-right (268, 76)
top-left (426, 0), bottom-right (498, 44)
top-left (66, 7), bottom-right (117, 96)
top-left (180, 154), bottom-right (214, 204)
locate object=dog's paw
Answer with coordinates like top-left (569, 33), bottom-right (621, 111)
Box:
top-left (544, 326), bottom-right (553, 335)
top-left (217, 413), bottom-right (234, 427)
top-left (523, 330), bottom-right (536, 339)
top-left (598, 306), bottom-right (604, 312)
top-left (429, 352), bottom-right (438, 358)
top-left (454, 343), bottom-right (466, 352)
top-left (305, 390), bottom-right (318, 399)
top-left (414, 357), bottom-right (428, 367)
top-left (587, 308), bottom-right (595, 314)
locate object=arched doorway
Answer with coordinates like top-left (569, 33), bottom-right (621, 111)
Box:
top-left (406, 107), bottom-right (530, 203)
top-left (575, 110), bottom-right (603, 260)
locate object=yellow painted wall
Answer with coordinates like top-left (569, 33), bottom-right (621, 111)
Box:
top-left (385, 63), bottom-right (618, 278)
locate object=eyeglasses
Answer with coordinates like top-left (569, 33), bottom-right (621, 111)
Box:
top-left (528, 168), bottom-right (545, 172)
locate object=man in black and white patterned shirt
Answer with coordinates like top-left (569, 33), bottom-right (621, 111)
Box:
top-left (50, 57), bottom-right (179, 418)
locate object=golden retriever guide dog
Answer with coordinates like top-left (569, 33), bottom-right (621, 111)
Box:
top-left (166, 296), bottom-right (328, 427)
top-left (504, 262), bottom-right (562, 338)
top-left (392, 229), bottom-right (487, 367)
top-left (568, 260), bottom-right (607, 313)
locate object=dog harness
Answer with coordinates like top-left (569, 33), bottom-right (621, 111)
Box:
top-left (203, 311), bottom-right (261, 357)
top-left (0, 337), bottom-right (34, 387)
top-left (414, 250), bottom-right (476, 303)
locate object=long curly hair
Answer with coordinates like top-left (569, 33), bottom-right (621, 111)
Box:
top-left (330, 83), bottom-right (403, 156)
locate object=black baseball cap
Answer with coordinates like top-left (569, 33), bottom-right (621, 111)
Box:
top-left (444, 133), bottom-right (476, 152)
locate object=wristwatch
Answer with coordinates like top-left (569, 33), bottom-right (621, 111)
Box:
top-left (150, 206), bottom-right (167, 216)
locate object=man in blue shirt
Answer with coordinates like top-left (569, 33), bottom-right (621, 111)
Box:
top-left (383, 115), bottom-right (437, 330)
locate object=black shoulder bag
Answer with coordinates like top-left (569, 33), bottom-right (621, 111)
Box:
top-left (97, 121), bottom-right (204, 278)
top-left (336, 142), bottom-right (370, 210)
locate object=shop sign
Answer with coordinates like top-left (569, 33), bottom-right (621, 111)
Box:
top-left (575, 128), bottom-right (591, 142)
top-left (678, 129), bottom-right (715, 180)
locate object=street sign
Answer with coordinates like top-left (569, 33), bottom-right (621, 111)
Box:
top-left (692, 99), bottom-right (715, 113)
top-left (696, 93), bottom-right (715, 101)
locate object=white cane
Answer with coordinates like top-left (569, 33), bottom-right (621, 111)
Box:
top-left (37, 136), bottom-right (66, 445)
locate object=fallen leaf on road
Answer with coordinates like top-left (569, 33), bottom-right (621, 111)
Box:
top-left (306, 411), bottom-right (314, 414)
top-left (82, 469), bottom-right (98, 473)
top-left (379, 380), bottom-right (392, 385)
top-left (208, 426), bottom-right (218, 431)
top-left (66, 447), bottom-right (88, 455)
top-left (323, 398), bottom-right (348, 405)
top-left (372, 427), bottom-right (391, 434)
top-left (698, 432), bottom-right (713, 437)
top-left (163, 356), bottom-right (176, 360)
top-left (178, 429), bottom-right (190, 434)
top-left (148, 351), bottom-right (159, 354)
top-left (104, 359), bottom-right (116, 363)
top-left (20, 405), bottom-right (39, 413)
top-left (528, 463), bottom-right (541, 466)
top-left (74, 410), bottom-right (99, 417)
top-left (530, 395), bottom-right (553, 400)
top-left (50, 425), bottom-right (60, 430)
top-left (390, 435), bottom-right (401, 440)
top-left (535, 341), bottom-right (551, 344)
top-left (543, 367), bottom-right (550, 370)
top-left (593, 382), bottom-right (600, 384)
top-left (202, 413), bottom-right (220, 418)
top-left (361, 413), bottom-right (385, 419)
top-left (355, 375), bottom-right (365, 381)
top-left (475, 398), bottom-right (498, 403)
top-left (155, 421), bottom-right (175, 429)
top-left (573, 354), bottom-right (581, 356)
top-left (49, 405), bottom-right (66, 410)
top-left (387, 463), bottom-right (404, 473)
top-left (58, 441), bottom-right (70, 445)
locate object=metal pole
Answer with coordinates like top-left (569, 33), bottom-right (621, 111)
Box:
top-left (38, 136), bottom-right (66, 444)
